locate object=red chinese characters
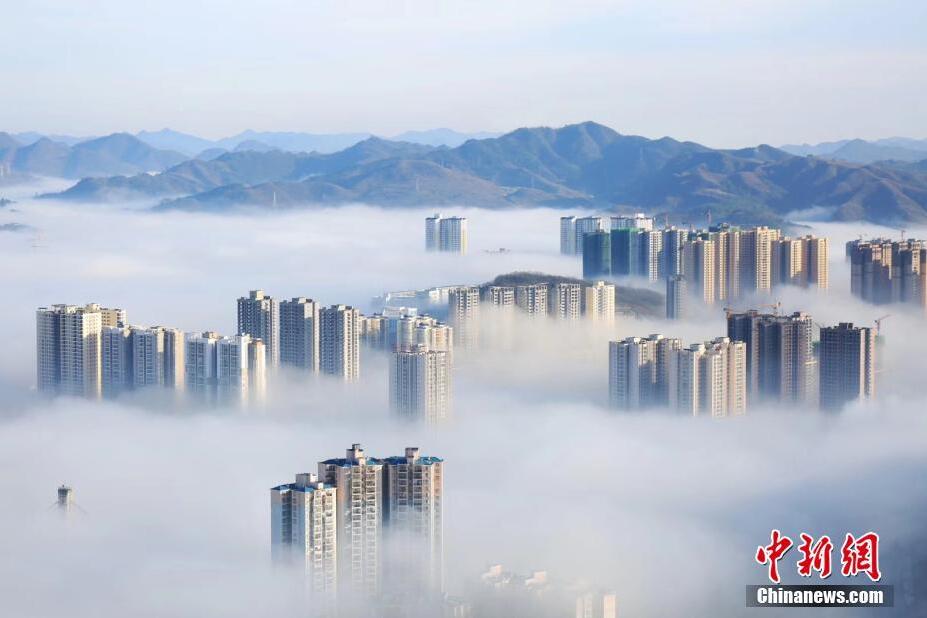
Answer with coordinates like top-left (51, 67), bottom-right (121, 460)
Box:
top-left (797, 533), bottom-right (834, 579)
top-left (840, 532), bottom-right (881, 582)
top-left (756, 530), bottom-right (882, 583)
top-left (755, 529), bottom-right (793, 583)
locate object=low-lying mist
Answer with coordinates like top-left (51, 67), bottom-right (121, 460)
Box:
top-left (1, 184), bottom-right (925, 617)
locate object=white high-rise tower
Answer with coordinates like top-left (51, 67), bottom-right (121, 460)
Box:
top-left (320, 305), bottom-right (361, 381)
top-left (390, 346), bottom-right (451, 423)
top-left (279, 297), bottom-right (320, 372)
top-left (271, 473), bottom-right (338, 596)
top-left (237, 290), bottom-right (279, 367)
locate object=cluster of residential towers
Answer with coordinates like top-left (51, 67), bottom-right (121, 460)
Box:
top-left (609, 310), bottom-right (875, 415)
top-left (563, 214), bottom-right (829, 316)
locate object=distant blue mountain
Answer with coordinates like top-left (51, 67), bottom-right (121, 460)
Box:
top-left (136, 129), bottom-right (217, 156)
top-left (1, 133), bottom-right (186, 178)
top-left (36, 122), bottom-right (927, 225)
top-left (390, 128), bottom-right (500, 147)
top-left (781, 137), bottom-right (927, 164)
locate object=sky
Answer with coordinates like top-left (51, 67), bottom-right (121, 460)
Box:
top-left (1, 184), bottom-right (926, 616)
top-left (1, 0), bottom-right (926, 147)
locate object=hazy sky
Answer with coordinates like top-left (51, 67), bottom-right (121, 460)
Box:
top-left (2, 0), bottom-right (925, 147)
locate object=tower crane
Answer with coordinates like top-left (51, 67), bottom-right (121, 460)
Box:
top-left (874, 314), bottom-right (891, 335)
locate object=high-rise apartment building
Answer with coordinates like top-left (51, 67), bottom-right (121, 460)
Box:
top-left (439, 217), bottom-right (468, 254)
top-left (608, 334), bottom-right (680, 410)
top-left (184, 331), bottom-right (265, 404)
top-left (394, 315), bottom-right (453, 355)
top-left (772, 236), bottom-right (830, 289)
top-left (216, 334), bottom-right (266, 405)
top-left (611, 213), bottom-right (655, 231)
top-left (739, 227), bottom-right (780, 294)
top-left (819, 323), bottom-right (875, 411)
top-left (184, 331), bottom-right (220, 398)
top-left (318, 444), bottom-right (386, 595)
top-left (560, 216), bottom-right (577, 255)
top-left (279, 297), bottom-right (320, 372)
top-left (606, 227), bottom-right (663, 281)
top-left (639, 230), bottom-right (663, 281)
top-left (575, 591), bottom-right (618, 618)
top-left (237, 290), bottom-right (279, 367)
top-left (573, 216), bottom-right (607, 256)
top-left (320, 305), bottom-right (361, 381)
top-left (101, 326), bottom-right (132, 397)
top-left (271, 473), bottom-right (338, 595)
top-left (359, 314), bottom-right (388, 349)
top-left (661, 228), bottom-right (687, 278)
top-left (483, 286), bottom-right (516, 310)
top-left (582, 231), bottom-right (611, 279)
top-left (36, 303), bottom-right (120, 398)
top-left (426, 214), bottom-right (469, 254)
top-left (382, 448), bottom-right (445, 594)
top-left (129, 326), bottom-right (185, 390)
top-left (514, 284), bottom-right (549, 318)
top-left (682, 238), bottom-right (716, 305)
top-left (278, 445), bottom-right (445, 602)
top-left (565, 219), bottom-right (828, 305)
top-left (609, 227), bottom-right (640, 277)
top-left (665, 275), bottom-right (687, 320)
top-left (549, 283), bottom-right (582, 320)
top-left (584, 281), bottom-right (615, 323)
top-left (675, 337), bottom-right (746, 417)
top-left (425, 214), bottom-right (442, 251)
top-left (702, 227), bottom-right (739, 301)
top-left (804, 235), bottom-right (830, 290)
top-left (447, 287), bottom-right (480, 349)
top-left (727, 310), bottom-right (816, 405)
top-left (88, 304), bottom-right (126, 329)
top-left (390, 347), bottom-right (451, 423)
top-left (847, 238), bottom-right (926, 307)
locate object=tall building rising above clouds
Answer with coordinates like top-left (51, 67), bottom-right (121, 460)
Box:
top-left (390, 346), bottom-right (451, 423)
top-left (584, 281), bottom-right (615, 323)
top-left (819, 322), bottom-right (876, 411)
top-left (318, 444), bottom-right (386, 595)
top-left (549, 283), bottom-right (582, 320)
top-left (237, 290), bottom-right (279, 367)
top-left (448, 287), bottom-right (480, 349)
top-left (320, 305), bottom-right (361, 381)
top-left (426, 214), bottom-right (469, 254)
top-left (36, 303), bottom-right (124, 399)
top-left (270, 473), bottom-right (338, 596)
top-left (279, 297), bottom-right (320, 372)
top-left (275, 445), bottom-right (446, 601)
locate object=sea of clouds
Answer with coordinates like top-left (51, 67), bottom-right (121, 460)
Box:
top-left (0, 181), bottom-right (924, 617)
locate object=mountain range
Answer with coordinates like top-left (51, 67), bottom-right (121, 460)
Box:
top-left (9, 127), bottom-right (500, 158)
top-left (780, 137), bottom-right (927, 164)
top-left (37, 122), bottom-right (927, 225)
top-left (0, 132), bottom-right (187, 179)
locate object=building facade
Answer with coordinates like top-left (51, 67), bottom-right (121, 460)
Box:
top-left (608, 335), bottom-right (680, 410)
top-left (448, 287), bottom-right (480, 349)
top-left (549, 283), bottom-right (583, 320)
top-left (271, 473), bottom-right (338, 596)
top-left (426, 214), bottom-right (469, 254)
top-left (819, 323), bottom-right (876, 411)
top-left (36, 303), bottom-right (119, 398)
top-left (279, 297), bottom-right (320, 372)
top-left (584, 281), bottom-right (615, 323)
top-left (390, 347), bottom-right (451, 423)
top-left (237, 290), bottom-right (279, 367)
top-left (320, 305), bottom-right (361, 381)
